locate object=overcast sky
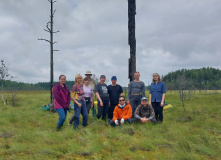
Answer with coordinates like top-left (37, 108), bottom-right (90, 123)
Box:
top-left (0, 0), bottom-right (220, 86)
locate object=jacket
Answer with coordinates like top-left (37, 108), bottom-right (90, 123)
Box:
top-left (112, 103), bottom-right (132, 121)
top-left (134, 104), bottom-right (155, 120)
top-left (53, 83), bottom-right (71, 109)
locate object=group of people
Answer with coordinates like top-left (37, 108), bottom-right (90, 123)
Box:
top-left (53, 71), bottom-right (166, 131)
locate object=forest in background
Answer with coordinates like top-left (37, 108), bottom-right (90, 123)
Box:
top-left (1, 67), bottom-right (221, 91)
top-left (163, 67), bottom-right (221, 90)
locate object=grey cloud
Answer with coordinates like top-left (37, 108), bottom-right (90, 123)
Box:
top-left (0, 0), bottom-right (220, 86)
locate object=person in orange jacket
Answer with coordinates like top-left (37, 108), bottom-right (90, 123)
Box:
top-left (109, 96), bottom-right (133, 126)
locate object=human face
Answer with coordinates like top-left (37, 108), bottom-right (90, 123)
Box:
top-left (141, 100), bottom-right (148, 106)
top-left (84, 80), bottom-right (89, 86)
top-left (100, 78), bottom-right (105, 84)
top-left (112, 80), bottom-right (117, 85)
top-left (59, 76), bottom-right (66, 86)
top-left (85, 74), bottom-right (91, 78)
top-left (76, 77), bottom-right (82, 84)
top-left (134, 73), bottom-right (140, 80)
top-left (153, 74), bottom-right (159, 82)
top-left (119, 97), bottom-right (125, 105)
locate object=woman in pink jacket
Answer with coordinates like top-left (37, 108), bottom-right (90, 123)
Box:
top-left (53, 75), bottom-right (70, 131)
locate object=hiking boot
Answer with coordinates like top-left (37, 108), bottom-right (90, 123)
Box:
top-left (56, 124), bottom-right (62, 131)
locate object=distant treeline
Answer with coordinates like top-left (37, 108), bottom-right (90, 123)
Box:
top-left (1, 80), bottom-right (75, 91)
top-left (1, 67), bottom-right (221, 91)
top-left (162, 67), bottom-right (221, 90)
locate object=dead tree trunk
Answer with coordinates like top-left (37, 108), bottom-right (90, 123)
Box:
top-left (128, 0), bottom-right (136, 82)
top-left (38, 0), bottom-right (59, 112)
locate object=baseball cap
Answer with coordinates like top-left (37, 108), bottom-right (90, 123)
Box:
top-left (141, 97), bottom-right (148, 101)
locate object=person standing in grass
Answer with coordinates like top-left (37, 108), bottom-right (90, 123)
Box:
top-left (53, 75), bottom-right (71, 131)
top-left (128, 72), bottom-right (145, 117)
top-left (95, 75), bottom-right (109, 121)
top-left (84, 71), bottom-right (97, 116)
top-left (109, 96), bottom-right (132, 126)
top-left (134, 97), bottom-right (157, 124)
top-left (107, 76), bottom-right (123, 120)
top-left (84, 70), bottom-right (97, 91)
top-left (83, 77), bottom-right (93, 114)
top-left (69, 74), bottom-right (88, 129)
top-left (149, 73), bottom-right (166, 122)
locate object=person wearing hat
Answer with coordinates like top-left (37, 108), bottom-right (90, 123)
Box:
top-left (84, 71), bottom-right (97, 91)
top-left (107, 76), bottom-right (123, 120)
top-left (134, 97), bottom-right (157, 123)
top-left (109, 96), bottom-right (132, 126)
top-left (128, 72), bottom-right (145, 117)
top-left (84, 70), bottom-right (97, 116)
top-left (95, 75), bottom-right (109, 121)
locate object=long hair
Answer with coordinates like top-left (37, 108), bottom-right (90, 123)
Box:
top-left (152, 73), bottom-right (161, 83)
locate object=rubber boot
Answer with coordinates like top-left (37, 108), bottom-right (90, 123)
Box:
top-left (56, 124), bottom-right (62, 131)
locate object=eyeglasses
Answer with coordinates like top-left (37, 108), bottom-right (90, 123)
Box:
top-left (119, 99), bottom-right (125, 102)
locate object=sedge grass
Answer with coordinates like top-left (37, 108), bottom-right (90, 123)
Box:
top-left (0, 90), bottom-right (220, 160)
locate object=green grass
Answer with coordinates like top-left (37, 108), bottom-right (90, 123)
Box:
top-left (0, 90), bottom-right (221, 160)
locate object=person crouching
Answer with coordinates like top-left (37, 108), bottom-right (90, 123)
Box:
top-left (134, 97), bottom-right (157, 124)
top-left (109, 96), bottom-right (133, 126)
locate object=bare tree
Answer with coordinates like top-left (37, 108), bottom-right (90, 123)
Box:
top-left (177, 75), bottom-right (188, 112)
top-left (38, 0), bottom-right (59, 112)
top-left (177, 75), bottom-right (194, 112)
top-left (0, 60), bottom-right (12, 106)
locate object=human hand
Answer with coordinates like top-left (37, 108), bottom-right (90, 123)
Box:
top-left (115, 120), bottom-right (119, 125)
top-left (160, 102), bottom-right (164, 107)
top-left (91, 103), bottom-right (93, 109)
top-left (140, 118), bottom-right (146, 123)
top-left (145, 118), bottom-right (150, 123)
top-left (120, 118), bottom-right (124, 124)
top-left (100, 101), bottom-right (103, 107)
top-left (77, 102), bottom-right (82, 107)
